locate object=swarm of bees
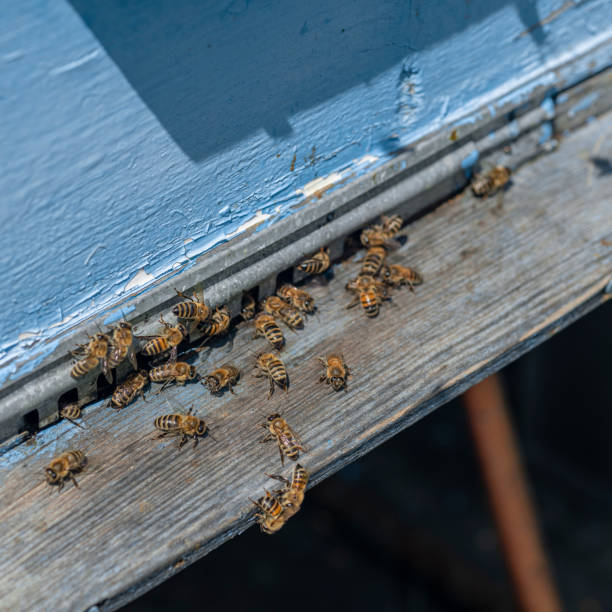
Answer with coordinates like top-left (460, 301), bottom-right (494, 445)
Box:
top-left (54, 209), bottom-right (426, 535)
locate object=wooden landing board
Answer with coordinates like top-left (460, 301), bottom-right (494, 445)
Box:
top-left (1, 115), bottom-right (611, 611)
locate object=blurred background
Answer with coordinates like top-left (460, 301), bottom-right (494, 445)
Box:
top-left (125, 298), bottom-right (612, 611)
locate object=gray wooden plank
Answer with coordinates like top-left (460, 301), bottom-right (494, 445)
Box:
top-left (1, 113), bottom-right (611, 612)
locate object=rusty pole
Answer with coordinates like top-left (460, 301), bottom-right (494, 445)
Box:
top-left (463, 374), bottom-right (562, 612)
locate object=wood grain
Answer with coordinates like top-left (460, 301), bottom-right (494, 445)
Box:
top-left (1, 114), bottom-right (611, 611)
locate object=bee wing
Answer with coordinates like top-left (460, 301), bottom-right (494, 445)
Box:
top-left (127, 344), bottom-right (138, 371)
top-left (101, 358), bottom-right (113, 384)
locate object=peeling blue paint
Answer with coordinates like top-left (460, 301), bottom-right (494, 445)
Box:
top-left (461, 150), bottom-right (480, 179)
top-left (540, 95), bottom-right (556, 119)
top-left (103, 305), bottom-right (136, 325)
top-left (539, 121), bottom-right (554, 144)
top-left (568, 92), bottom-right (600, 117)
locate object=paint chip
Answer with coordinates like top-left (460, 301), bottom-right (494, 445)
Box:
top-left (124, 268), bottom-right (154, 292)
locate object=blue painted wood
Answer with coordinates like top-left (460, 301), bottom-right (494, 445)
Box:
top-left (1, 0), bottom-right (611, 385)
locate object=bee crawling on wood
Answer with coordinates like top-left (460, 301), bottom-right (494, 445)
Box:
top-left (149, 358), bottom-right (198, 393)
top-left (276, 284), bottom-right (316, 314)
top-left (107, 321), bottom-right (138, 370)
top-left (318, 352), bottom-right (351, 392)
top-left (360, 246), bottom-right (387, 277)
top-left (266, 463), bottom-right (309, 519)
top-left (197, 305), bottom-right (231, 349)
top-left (380, 214), bottom-right (403, 236)
top-left (109, 369), bottom-right (149, 409)
top-left (172, 288), bottom-right (211, 327)
top-left (254, 352), bottom-right (288, 398)
top-left (346, 274), bottom-right (390, 318)
top-left (260, 413), bottom-right (304, 465)
top-left (253, 313), bottom-right (285, 350)
top-left (360, 225), bottom-right (401, 250)
top-left (154, 405), bottom-right (210, 449)
top-left (262, 296), bottom-right (304, 330)
top-left (59, 402), bottom-right (85, 428)
top-left (381, 264), bottom-right (423, 291)
top-left (296, 247), bottom-right (330, 276)
top-left (70, 333), bottom-right (112, 383)
top-left (45, 450), bottom-right (86, 491)
top-left (471, 165), bottom-right (511, 198)
top-left (251, 490), bottom-right (287, 534)
top-left (241, 292), bottom-right (257, 321)
top-left (202, 363), bottom-right (240, 395)
top-left (139, 316), bottom-right (187, 361)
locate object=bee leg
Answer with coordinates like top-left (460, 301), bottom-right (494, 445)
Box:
top-left (192, 436), bottom-right (199, 449)
top-left (58, 479), bottom-right (64, 492)
top-left (267, 378), bottom-right (275, 399)
top-left (317, 357), bottom-right (327, 366)
top-left (174, 288), bottom-right (193, 302)
top-left (229, 384), bottom-right (236, 395)
top-left (278, 443), bottom-right (285, 466)
top-left (346, 297), bottom-right (359, 309)
top-left (159, 314), bottom-right (172, 329)
top-left (70, 474), bottom-right (79, 488)
top-left (65, 417), bottom-right (85, 429)
top-left (319, 374), bottom-right (327, 383)
top-left (178, 434), bottom-right (188, 449)
top-left (266, 474), bottom-right (290, 486)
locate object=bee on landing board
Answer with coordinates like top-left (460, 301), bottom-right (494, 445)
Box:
top-left (266, 463), bottom-right (309, 519)
top-left (276, 284), bottom-right (315, 314)
top-left (70, 333), bottom-right (112, 383)
top-left (139, 316), bottom-right (187, 361)
top-left (318, 353), bottom-right (350, 392)
top-left (59, 402), bottom-right (85, 428)
top-left (260, 413), bottom-right (304, 465)
top-left (380, 214), bottom-right (403, 236)
top-left (360, 225), bottom-right (400, 250)
top-left (172, 289), bottom-right (210, 328)
top-left (154, 406), bottom-right (209, 449)
top-left (254, 353), bottom-right (288, 398)
top-left (107, 321), bottom-right (138, 370)
top-left (202, 364), bottom-right (240, 395)
top-left (471, 165), bottom-right (511, 198)
top-left (197, 305), bottom-right (230, 348)
top-left (241, 292), bottom-right (257, 321)
top-left (262, 296), bottom-right (304, 330)
top-left (296, 247), bottom-right (330, 276)
top-left (346, 275), bottom-right (390, 318)
top-left (382, 264), bottom-right (423, 291)
top-left (253, 313), bottom-right (285, 350)
top-left (45, 450), bottom-right (86, 491)
top-left (149, 359), bottom-right (198, 393)
top-left (109, 369), bottom-right (149, 409)
top-left (360, 246), bottom-right (387, 277)
top-left (251, 490), bottom-right (287, 534)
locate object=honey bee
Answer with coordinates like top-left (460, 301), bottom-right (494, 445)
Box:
top-left (346, 275), bottom-right (390, 317)
top-left (260, 413), bottom-right (304, 464)
top-left (381, 214), bottom-right (403, 236)
top-left (318, 352), bottom-right (350, 392)
top-left (45, 450), bottom-right (86, 491)
top-left (59, 402), bottom-right (84, 428)
top-left (149, 359), bottom-right (198, 393)
top-left (172, 289), bottom-right (210, 325)
top-left (360, 246), bottom-right (387, 277)
top-left (471, 165), bottom-right (511, 198)
top-left (253, 313), bottom-right (285, 350)
top-left (381, 264), bottom-right (423, 291)
top-left (109, 369), bottom-right (149, 408)
top-left (241, 292), bottom-right (257, 321)
top-left (140, 316), bottom-right (187, 360)
top-left (154, 405), bottom-right (209, 448)
top-left (203, 364), bottom-right (240, 395)
top-left (197, 305), bottom-right (231, 347)
top-left (254, 353), bottom-right (288, 398)
top-left (360, 226), bottom-right (400, 249)
top-left (297, 247), bottom-right (330, 275)
top-left (277, 284), bottom-right (315, 313)
top-left (262, 296), bottom-right (304, 330)
top-left (251, 490), bottom-right (287, 534)
top-left (267, 463), bottom-right (309, 518)
top-left (70, 333), bottom-right (112, 383)
top-left (107, 321), bottom-right (138, 370)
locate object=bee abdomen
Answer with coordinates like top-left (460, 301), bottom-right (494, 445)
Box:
top-left (263, 322), bottom-right (284, 348)
top-left (268, 360), bottom-right (287, 383)
top-left (71, 356), bottom-right (98, 378)
top-left (67, 450), bottom-right (85, 468)
top-left (154, 414), bottom-right (181, 431)
top-left (361, 293), bottom-right (379, 317)
top-left (142, 337), bottom-right (169, 356)
top-left (149, 365), bottom-right (173, 382)
top-left (173, 302), bottom-right (198, 319)
top-left (107, 343), bottom-right (128, 368)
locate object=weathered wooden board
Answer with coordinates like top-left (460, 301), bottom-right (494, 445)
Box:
top-left (1, 114), bottom-right (611, 612)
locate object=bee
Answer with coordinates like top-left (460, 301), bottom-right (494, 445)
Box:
top-left (251, 490), bottom-right (287, 534)
top-left (253, 313), bottom-right (285, 350)
top-left (107, 321), bottom-right (138, 370)
top-left (382, 264), bottom-right (423, 291)
top-left (140, 316), bottom-right (187, 360)
top-left (381, 214), bottom-right (403, 236)
top-left (346, 275), bottom-right (390, 317)
top-left (59, 402), bottom-right (84, 428)
top-left (277, 284), bottom-right (315, 314)
top-left (360, 246), bottom-right (387, 277)
top-left (471, 165), bottom-right (511, 198)
top-left (241, 292), bottom-right (257, 321)
top-left (198, 305), bottom-right (231, 346)
top-left (254, 353), bottom-right (288, 398)
top-left (149, 360), bottom-right (198, 393)
top-left (260, 413), bottom-right (304, 464)
top-left (296, 247), bottom-right (330, 275)
top-left (172, 289), bottom-right (210, 325)
top-left (70, 333), bottom-right (112, 383)
top-left (45, 450), bottom-right (86, 491)
top-left (202, 364), bottom-right (240, 395)
top-left (109, 369), bottom-right (149, 409)
top-left (360, 226), bottom-right (400, 250)
top-left (267, 463), bottom-right (309, 518)
top-left (318, 352), bottom-right (350, 392)
top-left (262, 296), bottom-right (304, 330)
top-left (154, 405), bottom-right (209, 449)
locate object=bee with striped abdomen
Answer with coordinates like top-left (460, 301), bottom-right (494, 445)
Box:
top-left (262, 296), bottom-right (304, 330)
top-left (70, 333), bottom-right (112, 383)
top-left (202, 364), bottom-right (240, 395)
top-left (107, 321), bottom-right (138, 370)
top-left (471, 165), bottom-right (511, 198)
top-left (296, 247), bottom-right (330, 276)
top-left (381, 214), bottom-right (403, 236)
top-left (360, 246), bottom-right (387, 277)
top-left (154, 406), bottom-right (209, 449)
top-left (172, 288), bottom-right (210, 327)
top-left (197, 305), bottom-right (230, 348)
top-left (360, 225), bottom-right (400, 250)
top-left (59, 402), bottom-right (84, 428)
top-left (140, 316), bottom-right (187, 360)
top-left (381, 264), bottom-right (423, 291)
top-left (149, 359), bottom-right (198, 393)
top-left (277, 284), bottom-right (315, 314)
top-left (260, 413), bottom-right (304, 465)
top-left (318, 352), bottom-right (350, 392)
top-left (346, 275), bottom-right (390, 318)
top-left (109, 369), bottom-right (149, 409)
top-left (241, 292), bottom-right (257, 321)
top-left (267, 463), bottom-right (309, 518)
top-left (45, 450), bottom-right (86, 491)
top-left (254, 353), bottom-right (288, 398)
top-left (253, 313), bottom-right (285, 350)
top-left (251, 490), bottom-right (287, 534)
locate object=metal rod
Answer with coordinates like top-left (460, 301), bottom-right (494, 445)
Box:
top-left (463, 374), bottom-right (562, 612)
